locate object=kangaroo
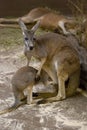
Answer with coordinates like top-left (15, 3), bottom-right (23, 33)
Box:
top-left (19, 19), bottom-right (80, 102)
top-left (0, 66), bottom-right (56, 115)
top-left (0, 66), bottom-right (37, 115)
top-left (0, 7), bottom-right (51, 24)
top-left (0, 7), bottom-right (76, 35)
top-left (34, 12), bottom-right (76, 35)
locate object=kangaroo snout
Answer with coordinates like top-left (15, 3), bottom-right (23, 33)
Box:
top-left (24, 45), bottom-right (34, 51)
top-left (30, 46), bottom-right (34, 50)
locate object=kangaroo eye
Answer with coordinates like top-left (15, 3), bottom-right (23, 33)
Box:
top-left (25, 37), bottom-right (28, 41)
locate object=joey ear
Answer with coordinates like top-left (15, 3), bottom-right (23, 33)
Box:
top-left (18, 18), bottom-right (27, 32)
top-left (31, 21), bottom-right (40, 33)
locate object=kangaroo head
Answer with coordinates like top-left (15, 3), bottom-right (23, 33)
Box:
top-left (19, 18), bottom-right (40, 51)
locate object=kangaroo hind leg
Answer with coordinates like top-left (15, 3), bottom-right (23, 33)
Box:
top-left (66, 70), bottom-right (80, 97)
top-left (13, 86), bottom-right (26, 107)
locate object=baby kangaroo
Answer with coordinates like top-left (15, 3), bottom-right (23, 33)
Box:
top-left (0, 66), bottom-right (37, 115)
top-left (0, 65), bottom-right (56, 115)
top-left (19, 19), bottom-right (80, 102)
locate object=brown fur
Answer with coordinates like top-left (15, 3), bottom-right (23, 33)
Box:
top-left (19, 20), bottom-right (80, 102)
top-left (0, 66), bottom-right (37, 115)
top-left (0, 7), bottom-right (76, 35)
top-left (0, 65), bottom-right (56, 115)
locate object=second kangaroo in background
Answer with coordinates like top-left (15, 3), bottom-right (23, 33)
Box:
top-left (0, 7), bottom-right (76, 35)
top-left (19, 19), bottom-right (80, 102)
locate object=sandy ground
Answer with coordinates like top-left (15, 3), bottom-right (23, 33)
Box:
top-left (0, 28), bottom-right (87, 130)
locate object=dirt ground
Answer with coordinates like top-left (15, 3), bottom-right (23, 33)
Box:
top-left (0, 27), bottom-right (87, 130)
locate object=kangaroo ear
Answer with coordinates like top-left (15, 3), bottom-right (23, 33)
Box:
top-left (31, 21), bottom-right (40, 33)
top-left (18, 18), bottom-right (27, 32)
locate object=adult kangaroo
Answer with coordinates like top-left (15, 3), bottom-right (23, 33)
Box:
top-left (19, 19), bottom-right (80, 101)
top-left (0, 7), bottom-right (76, 35)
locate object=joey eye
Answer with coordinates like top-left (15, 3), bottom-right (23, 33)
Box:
top-left (25, 37), bottom-right (28, 41)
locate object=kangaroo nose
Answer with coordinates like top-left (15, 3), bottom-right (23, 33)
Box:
top-left (30, 46), bottom-right (33, 50)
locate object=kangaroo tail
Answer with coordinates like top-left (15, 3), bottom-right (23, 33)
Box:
top-left (0, 102), bottom-right (25, 115)
top-left (77, 88), bottom-right (87, 97)
top-left (0, 24), bottom-right (19, 28)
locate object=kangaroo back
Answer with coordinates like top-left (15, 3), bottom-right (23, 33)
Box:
top-left (0, 7), bottom-right (51, 24)
top-left (21, 7), bottom-right (51, 23)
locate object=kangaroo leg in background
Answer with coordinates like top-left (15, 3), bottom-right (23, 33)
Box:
top-left (58, 21), bottom-right (70, 35)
